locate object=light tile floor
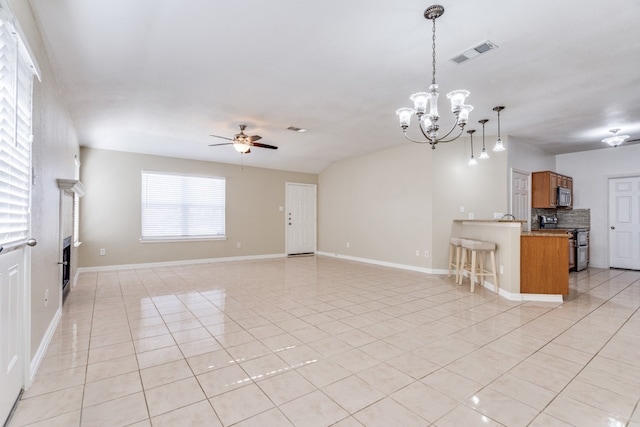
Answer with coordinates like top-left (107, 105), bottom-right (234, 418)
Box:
top-left (8, 256), bottom-right (640, 427)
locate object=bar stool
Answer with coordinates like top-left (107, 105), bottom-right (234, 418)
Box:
top-left (459, 239), bottom-right (498, 293)
top-left (448, 237), bottom-right (463, 282)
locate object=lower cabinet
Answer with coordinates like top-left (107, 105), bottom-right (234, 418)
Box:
top-left (521, 235), bottom-right (569, 295)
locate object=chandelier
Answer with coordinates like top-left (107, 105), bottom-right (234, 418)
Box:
top-left (396, 5), bottom-right (473, 149)
top-left (602, 128), bottom-right (629, 148)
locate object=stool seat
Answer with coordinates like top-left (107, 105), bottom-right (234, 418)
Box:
top-left (461, 239), bottom-right (495, 251)
top-left (459, 239), bottom-right (498, 294)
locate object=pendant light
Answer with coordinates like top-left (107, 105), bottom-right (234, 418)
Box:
top-left (493, 106), bottom-right (506, 152)
top-left (478, 119), bottom-right (489, 159)
top-left (467, 130), bottom-right (477, 166)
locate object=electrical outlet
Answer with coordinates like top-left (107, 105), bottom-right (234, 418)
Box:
top-left (469, 212), bottom-right (475, 219)
top-left (99, 248), bottom-right (106, 256)
top-left (236, 242), bottom-right (242, 249)
top-left (346, 242), bottom-right (350, 248)
top-left (459, 206), bottom-right (465, 213)
top-left (500, 265), bottom-right (504, 274)
top-left (424, 250), bottom-right (429, 257)
top-left (415, 250), bottom-right (420, 256)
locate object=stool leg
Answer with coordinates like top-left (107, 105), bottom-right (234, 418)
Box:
top-left (479, 251), bottom-right (486, 288)
top-left (455, 246), bottom-right (462, 283)
top-left (458, 248), bottom-right (467, 285)
top-left (448, 244), bottom-right (454, 278)
top-left (470, 250), bottom-right (477, 292)
top-left (490, 250), bottom-right (499, 294)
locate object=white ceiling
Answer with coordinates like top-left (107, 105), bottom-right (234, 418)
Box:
top-left (28, 0), bottom-right (640, 174)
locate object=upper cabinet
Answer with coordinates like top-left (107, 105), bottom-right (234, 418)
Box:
top-left (532, 171), bottom-right (573, 209)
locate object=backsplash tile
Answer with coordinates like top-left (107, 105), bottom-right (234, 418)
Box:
top-left (531, 208), bottom-right (590, 229)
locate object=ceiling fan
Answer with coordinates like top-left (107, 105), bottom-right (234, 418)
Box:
top-left (209, 124), bottom-right (278, 154)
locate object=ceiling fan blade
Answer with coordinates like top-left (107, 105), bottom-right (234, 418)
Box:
top-left (248, 135), bottom-right (262, 142)
top-left (251, 142), bottom-right (278, 150)
top-left (208, 142), bottom-right (233, 147)
top-left (209, 134), bottom-right (233, 141)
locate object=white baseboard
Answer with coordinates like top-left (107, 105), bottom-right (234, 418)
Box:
top-left (77, 253), bottom-right (286, 273)
top-left (27, 306), bottom-right (61, 388)
top-left (316, 251), bottom-right (439, 274)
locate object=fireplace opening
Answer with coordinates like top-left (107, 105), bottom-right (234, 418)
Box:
top-left (62, 236), bottom-right (71, 303)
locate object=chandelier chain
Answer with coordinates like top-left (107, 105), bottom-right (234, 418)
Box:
top-left (431, 18), bottom-right (437, 86)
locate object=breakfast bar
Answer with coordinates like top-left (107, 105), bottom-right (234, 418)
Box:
top-left (451, 219), bottom-right (566, 302)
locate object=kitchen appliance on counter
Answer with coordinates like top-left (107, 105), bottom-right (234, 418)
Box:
top-left (539, 215), bottom-right (558, 229)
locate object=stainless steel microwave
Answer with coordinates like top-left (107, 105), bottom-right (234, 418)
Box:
top-left (557, 186), bottom-right (571, 207)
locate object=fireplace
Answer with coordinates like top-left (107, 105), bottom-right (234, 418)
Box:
top-left (62, 236), bottom-right (71, 302)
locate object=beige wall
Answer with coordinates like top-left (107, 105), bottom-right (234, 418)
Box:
top-left (78, 147), bottom-right (317, 267)
top-left (431, 137), bottom-right (509, 270)
top-left (9, 0), bottom-right (80, 359)
top-left (318, 137), bottom-right (509, 271)
top-left (319, 143), bottom-right (433, 269)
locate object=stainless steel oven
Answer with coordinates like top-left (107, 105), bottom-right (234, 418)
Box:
top-left (575, 229), bottom-right (589, 271)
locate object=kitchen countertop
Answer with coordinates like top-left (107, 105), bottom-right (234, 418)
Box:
top-left (522, 231), bottom-right (571, 237)
top-left (453, 219), bottom-right (526, 223)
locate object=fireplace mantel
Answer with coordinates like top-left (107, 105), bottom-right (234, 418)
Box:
top-left (57, 179), bottom-right (86, 197)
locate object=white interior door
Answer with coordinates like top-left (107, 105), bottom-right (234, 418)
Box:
top-left (286, 183), bottom-right (317, 255)
top-left (609, 176), bottom-right (640, 270)
top-left (1, 249), bottom-right (25, 423)
top-left (512, 169), bottom-right (530, 231)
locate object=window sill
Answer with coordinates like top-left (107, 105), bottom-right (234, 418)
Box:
top-left (139, 236), bottom-right (227, 244)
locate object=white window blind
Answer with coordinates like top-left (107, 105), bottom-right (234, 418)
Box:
top-left (0, 19), bottom-right (33, 247)
top-left (141, 171), bottom-right (225, 240)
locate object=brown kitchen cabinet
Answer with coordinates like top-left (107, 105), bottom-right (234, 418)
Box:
top-left (532, 171), bottom-right (573, 209)
top-left (521, 234), bottom-right (569, 294)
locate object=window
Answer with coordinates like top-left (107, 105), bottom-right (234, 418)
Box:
top-left (0, 19), bottom-right (34, 247)
top-left (141, 171), bottom-right (225, 240)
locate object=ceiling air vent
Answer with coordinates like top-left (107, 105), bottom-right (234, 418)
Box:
top-left (450, 40), bottom-right (498, 64)
top-left (287, 126), bottom-right (307, 133)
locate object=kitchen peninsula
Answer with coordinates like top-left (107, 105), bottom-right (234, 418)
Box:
top-left (452, 219), bottom-right (565, 302)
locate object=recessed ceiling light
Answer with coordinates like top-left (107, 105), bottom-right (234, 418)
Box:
top-left (287, 126), bottom-right (307, 133)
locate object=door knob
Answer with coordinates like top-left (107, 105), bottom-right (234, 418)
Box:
top-left (27, 238), bottom-right (37, 246)
top-left (610, 226), bottom-right (615, 230)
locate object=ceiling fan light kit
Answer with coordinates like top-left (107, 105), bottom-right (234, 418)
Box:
top-left (209, 124), bottom-right (278, 154)
top-left (602, 128), bottom-right (630, 148)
